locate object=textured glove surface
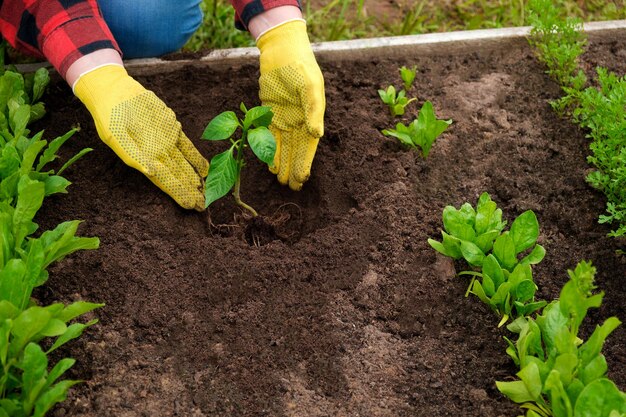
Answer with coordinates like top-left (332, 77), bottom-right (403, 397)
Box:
top-left (74, 65), bottom-right (209, 210)
top-left (258, 20), bottom-right (325, 190)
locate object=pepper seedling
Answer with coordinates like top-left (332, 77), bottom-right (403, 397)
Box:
top-left (400, 65), bottom-right (417, 91)
top-left (202, 103), bottom-right (276, 217)
top-left (378, 85), bottom-right (416, 117)
top-left (382, 101), bottom-right (452, 158)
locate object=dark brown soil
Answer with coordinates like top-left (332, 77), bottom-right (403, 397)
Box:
top-left (33, 33), bottom-right (625, 417)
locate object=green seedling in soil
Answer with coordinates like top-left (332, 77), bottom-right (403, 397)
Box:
top-left (382, 101), bottom-right (452, 158)
top-left (0, 300), bottom-right (104, 416)
top-left (428, 192), bottom-right (546, 325)
top-left (497, 261), bottom-right (626, 417)
top-left (400, 65), bottom-right (417, 91)
top-left (378, 85), bottom-right (416, 117)
top-left (573, 68), bottom-right (626, 238)
top-left (0, 55), bottom-right (102, 416)
top-left (527, 0), bottom-right (587, 91)
top-left (202, 103), bottom-right (276, 217)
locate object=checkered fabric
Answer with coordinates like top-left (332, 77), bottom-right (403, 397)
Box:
top-left (0, 0), bottom-right (119, 78)
top-left (231, 0), bottom-right (301, 29)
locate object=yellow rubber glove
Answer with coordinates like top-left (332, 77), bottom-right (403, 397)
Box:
top-left (74, 65), bottom-right (209, 210)
top-left (257, 20), bottom-right (325, 190)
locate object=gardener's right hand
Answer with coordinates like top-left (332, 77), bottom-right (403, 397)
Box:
top-left (73, 64), bottom-right (209, 211)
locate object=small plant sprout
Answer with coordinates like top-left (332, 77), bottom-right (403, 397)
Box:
top-left (378, 85), bottom-right (416, 117)
top-left (400, 65), bottom-right (417, 91)
top-left (382, 101), bottom-right (452, 158)
top-left (202, 103), bottom-right (276, 217)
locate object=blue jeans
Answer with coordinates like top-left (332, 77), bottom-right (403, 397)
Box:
top-left (98, 0), bottom-right (203, 58)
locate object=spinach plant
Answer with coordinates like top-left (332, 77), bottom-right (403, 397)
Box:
top-left (202, 103), bottom-right (276, 217)
top-left (382, 101), bottom-right (451, 158)
top-left (0, 53), bottom-right (102, 416)
top-left (497, 261), bottom-right (626, 417)
top-left (428, 193), bottom-right (546, 325)
top-left (378, 85), bottom-right (416, 117)
top-left (400, 65), bottom-right (417, 91)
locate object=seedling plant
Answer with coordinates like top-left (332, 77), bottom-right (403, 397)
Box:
top-left (0, 48), bottom-right (102, 416)
top-left (400, 65), bottom-right (417, 91)
top-left (428, 192), bottom-right (546, 326)
top-left (382, 101), bottom-right (451, 158)
top-left (378, 85), bottom-right (416, 117)
top-left (527, 0), bottom-right (626, 238)
top-left (428, 194), bottom-right (626, 417)
top-left (202, 103), bottom-right (276, 217)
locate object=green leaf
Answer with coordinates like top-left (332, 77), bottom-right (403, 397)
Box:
top-left (469, 280), bottom-right (490, 304)
top-left (10, 103), bottom-right (30, 139)
top-left (493, 232), bottom-right (517, 271)
top-left (579, 354), bottom-right (608, 385)
top-left (20, 342), bottom-right (48, 410)
top-left (514, 279), bottom-right (537, 303)
top-left (474, 230), bottom-right (499, 253)
top-left (510, 210), bottom-right (539, 254)
top-left (57, 301), bottom-right (104, 323)
top-left (57, 148), bottom-right (92, 176)
top-left (43, 175), bottom-right (71, 196)
top-left (32, 68), bottom-right (50, 103)
top-left (202, 111), bottom-right (239, 140)
top-left (496, 379), bottom-right (536, 403)
top-left (545, 369), bottom-right (574, 417)
top-left (441, 231), bottom-right (463, 259)
top-left (39, 318), bottom-right (67, 337)
top-left (204, 146), bottom-right (237, 207)
top-left (13, 176), bottom-right (45, 246)
top-left (45, 358), bottom-right (75, 387)
top-left (29, 102), bottom-right (45, 122)
top-left (33, 380), bottom-right (81, 417)
top-left (36, 128), bottom-right (77, 172)
top-left (47, 320), bottom-right (98, 353)
top-left (579, 317), bottom-right (621, 368)
top-left (243, 106), bottom-right (273, 129)
top-left (0, 259), bottom-right (28, 308)
top-left (460, 240), bottom-right (485, 266)
top-left (483, 255), bottom-right (505, 288)
top-left (574, 379), bottom-right (626, 417)
top-left (247, 126), bottom-right (276, 165)
top-left (11, 307), bottom-right (51, 353)
top-left (413, 101), bottom-right (452, 157)
top-left (520, 244), bottom-right (546, 266)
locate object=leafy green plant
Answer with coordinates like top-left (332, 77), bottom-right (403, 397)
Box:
top-left (572, 68), bottom-right (626, 237)
top-left (428, 192), bottom-right (546, 325)
top-left (0, 55), bottom-right (102, 416)
top-left (400, 65), bottom-right (417, 91)
top-left (378, 85), bottom-right (416, 117)
top-left (382, 101), bottom-right (451, 157)
top-left (497, 261), bottom-right (626, 417)
top-left (527, 0), bottom-right (587, 91)
top-left (526, 0), bottom-right (626, 239)
top-left (202, 103), bottom-right (276, 217)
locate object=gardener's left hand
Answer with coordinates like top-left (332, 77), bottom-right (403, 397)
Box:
top-left (73, 64), bottom-right (209, 210)
top-left (252, 10), bottom-right (325, 191)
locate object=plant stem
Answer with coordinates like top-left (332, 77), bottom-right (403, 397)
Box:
top-left (232, 130), bottom-right (258, 217)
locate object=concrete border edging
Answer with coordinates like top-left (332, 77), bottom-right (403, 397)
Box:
top-left (15, 19), bottom-right (626, 75)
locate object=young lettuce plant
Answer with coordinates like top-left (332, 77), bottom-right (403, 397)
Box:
top-left (382, 101), bottom-right (452, 158)
top-left (378, 85), bottom-right (415, 117)
top-left (202, 103), bottom-right (276, 217)
top-left (497, 261), bottom-right (626, 417)
top-left (400, 65), bottom-right (417, 91)
top-left (428, 192), bottom-right (547, 325)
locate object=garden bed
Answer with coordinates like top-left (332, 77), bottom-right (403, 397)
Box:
top-left (34, 27), bottom-right (626, 417)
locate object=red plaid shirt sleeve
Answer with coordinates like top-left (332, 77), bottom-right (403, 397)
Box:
top-left (230, 0), bottom-right (301, 30)
top-left (0, 0), bottom-right (119, 78)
